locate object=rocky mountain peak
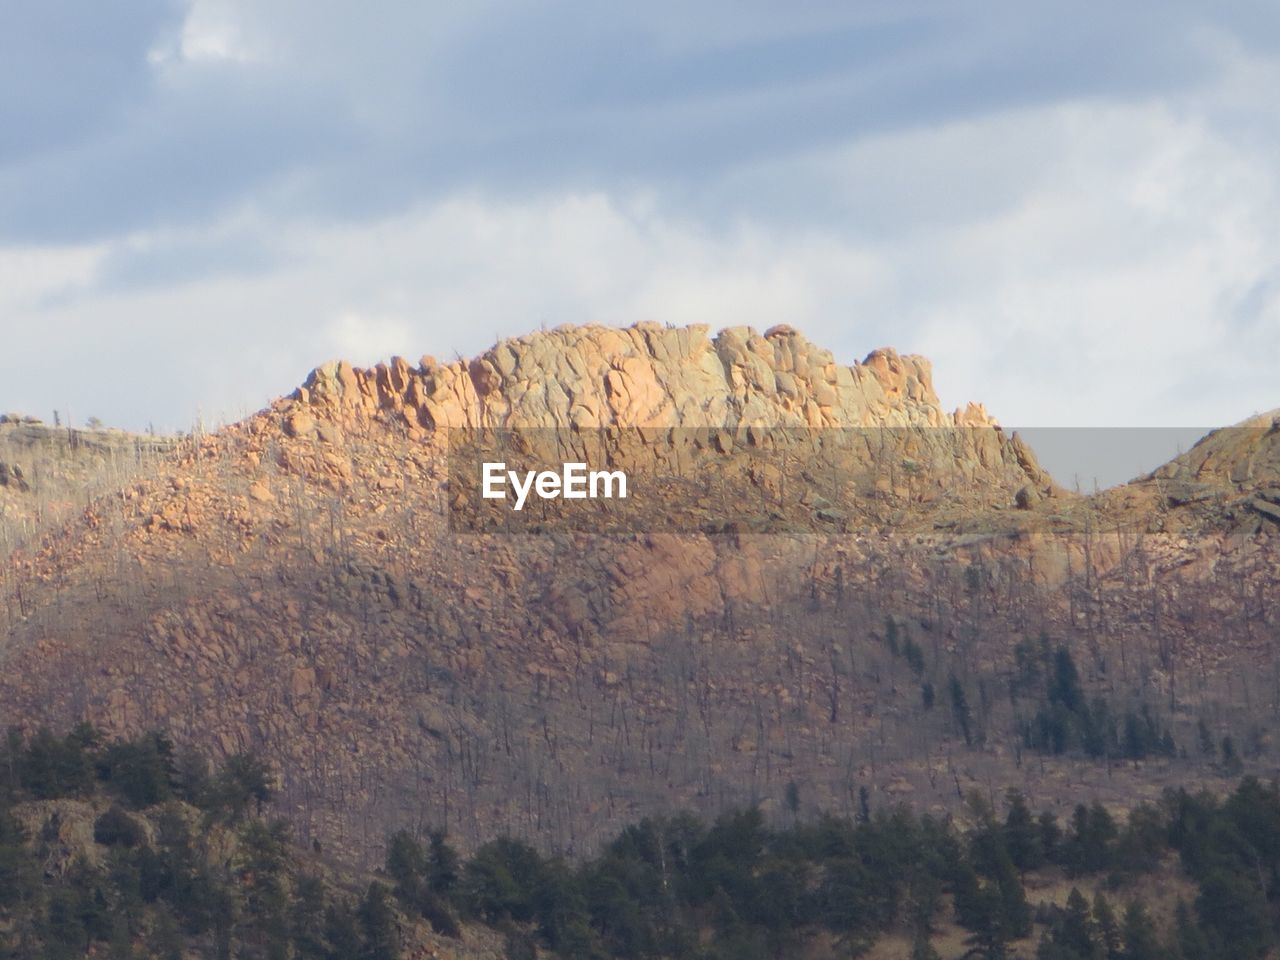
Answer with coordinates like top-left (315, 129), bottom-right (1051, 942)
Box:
top-left (288, 322), bottom-right (995, 435)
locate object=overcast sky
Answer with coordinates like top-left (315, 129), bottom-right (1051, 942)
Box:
top-left (3, 2), bottom-right (1279, 467)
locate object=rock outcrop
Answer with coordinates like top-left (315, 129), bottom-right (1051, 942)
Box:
top-left (0, 323), bottom-right (1276, 868)
top-left (284, 324), bottom-right (1056, 533)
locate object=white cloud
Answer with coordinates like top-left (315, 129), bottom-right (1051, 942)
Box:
top-left (148, 0), bottom-right (259, 66)
top-left (5, 75), bottom-right (1280, 451)
top-left (325, 313), bottom-right (415, 365)
top-left (0, 244), bottom-right (103, 314)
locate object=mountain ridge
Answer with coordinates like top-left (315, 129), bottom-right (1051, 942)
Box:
top-left (2, 322), bottom-right (1277, 867)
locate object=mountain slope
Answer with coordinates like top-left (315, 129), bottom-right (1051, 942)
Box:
top-left (1, 323), bottom-right (1276, 865)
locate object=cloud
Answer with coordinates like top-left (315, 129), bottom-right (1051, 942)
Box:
top-left (8, 86), bottom-right (1280, 439)
top-left (2, 1), bottom-right (1279, 462)
top-left (0, 0), bottom-right (184, 163)
top-left (1, 1), bottom-right (1265, 243)
top-left (324, 313), bottom-right (415, 365)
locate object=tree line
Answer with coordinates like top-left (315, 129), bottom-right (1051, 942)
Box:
top-left (6, 724), bottom-right (1280, 958)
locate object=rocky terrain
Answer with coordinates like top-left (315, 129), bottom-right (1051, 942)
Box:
top-left (1, 323), bottom-right (1277, 868)
top-left (0, 415), bottom-right (180, 559)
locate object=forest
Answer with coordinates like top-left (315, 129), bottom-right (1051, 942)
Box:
top-left (3, 725), bottom-right (1280, 959)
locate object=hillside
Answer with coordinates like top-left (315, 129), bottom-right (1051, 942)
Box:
top-left (0, 416), bottom-right (180, 559)
top-left (1, 323), bottom-right (1277, 870)
top-left (8, 725), bottom-right (1277, 960)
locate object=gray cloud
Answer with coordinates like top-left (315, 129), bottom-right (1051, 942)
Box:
top-left (2, 0), bottom-right (1279, 453)
top-left (0, 0), bottom-right (184, 161)
top-left (2, 0), bottom-right (1268, 245)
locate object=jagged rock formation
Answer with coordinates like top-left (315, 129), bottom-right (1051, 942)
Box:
top-left (288, 324), bottom-right (1057, 536)
top-left (1, 323), bottom-right (1276, 867)
top-left (300, 323), bottom-right (987, 430)
top-left (294, 322), bottom-right (1051, 479)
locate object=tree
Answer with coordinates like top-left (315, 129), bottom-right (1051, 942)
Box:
top-left (911, 932), bottom-right (941, 960)
top-left (385, 830), bottom-right (425, 897)
top-left (1065, 803), bottom-right (1115, 876)
top-left (1004, 790), bottom-right (1042, 872)
top-left (784, 781), bottom-right (801, 823)
top-left (215, 752), bottom-right (274, 821)
top-left (1092, 892), bottom-right (1121, 960)
top-left (0, 809), bottom-right (36, 910)
top-left (1196, 866), bottom-right (1272, 959)
top-left (291, 875), bottom-right (330, 960)
top-left (149, 905), bottom-right (184, 960)
top-left (1049, 647), bottom-right (1084, 713)
top-left (885, 617), bottom-right (900, 656)
top-left (1038, 811), bottom-right (1062, 864)
top-left (98, 733), bottom-right (176, 809)
top-left (1174, 899), bottom-right (1211, 960)
top-left (357, 882), bottom-right (399, 960)
top-left (1048, 887), bottom-right (1102, 960)
top-left (1220, 736), bottom-right (1243, 775)
top-left (1119, 900), bottom-right (1161, 960)
top-left (953, 866), bottom-right (1011, 959)
top-left (948, 674), bottom-right (973, 745)
top-left (19, 726), bottom-right (96, 799)
top-left (324, 901), bottom-right (362, 960)
top-left (427, 830), bottom-right (460, 897)
top-left (1197, 718), bottom-right (1216, 758)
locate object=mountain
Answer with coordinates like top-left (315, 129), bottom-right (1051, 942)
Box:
top-left (1, 323), bottom-right (1276, 866)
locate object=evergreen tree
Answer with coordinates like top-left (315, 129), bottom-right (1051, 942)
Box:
top-left (1038, 811), bottom-right (1062, 864)
top-left (1174, 899), bottom-right (1211, 960)
top-left (1092, 892), bottom-right (1121, 960)
top-left (949, 673), bottom-right (973, 746)
top-left (921, 681), bottom-right (936, 711)
top-left (911, 931), bottom-right (941, 960)
top-left (885, 616), bottom-right (900, 657)
top-left (427, 830), bottom-right (461, 896)
top-left (323, 901), bottom-right (362, 960)
top-left (215, 752), bottom-right (274, 821)
top-left (291, 875), bottom-right (330, 960)
top-left (1049, 648), bottom-right (1084, 712)
top-left (385, 830), bottom-right (425, 898)
top-left (1049, 887), bottom-right (1102, 960)
top-left (1196, 865), bottom-right (1271, 959)
top-left (953, 861), bottom-right (1020, 959)
top-left (1220, 736), bottom-right (1243, 775)
top-left (1119, 901), bottom-right (1160, 960)
top-left (1003, 790), bottom-right (1043, 872)
top-left (357, 882), bottom-right (399, 960)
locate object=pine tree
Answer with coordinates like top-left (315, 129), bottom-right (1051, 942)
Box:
top-left (291, 875), bottom-right (329, 960)
top-left (911, 931), bottom-right (941, 960)
top-left (427, 830), bottom-right (460, 897)
top-left (1092, 892), bottom-right (1121, 960)
top-left (1003, 790), bottom-right (1042, 872)
top-left (1052, 887), bottom-right (1101, 959)
top-left (1174, 899), bottom-right (1211, 960)
top-left (324, 901), bottom-right (362, 960)
top-left (949, 673), bottom-right (973, 746)
top-left (1119, 900), bottom-right (1160, 960)
top-left (357, 882), bottom-right (399, 960)
top-left (1038, 811), bottom-right (1062, 864)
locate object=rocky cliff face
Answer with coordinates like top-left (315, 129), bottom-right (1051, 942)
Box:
top-left (1, 324), bottom-right (1276, 865)
top-left (298, 323), bottom-right (987, 430)
top-left (286, 323), bottom-right (1055, 535)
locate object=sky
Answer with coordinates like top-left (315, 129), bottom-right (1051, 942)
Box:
top-left (2, 1), bottom-right (1279, 480)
